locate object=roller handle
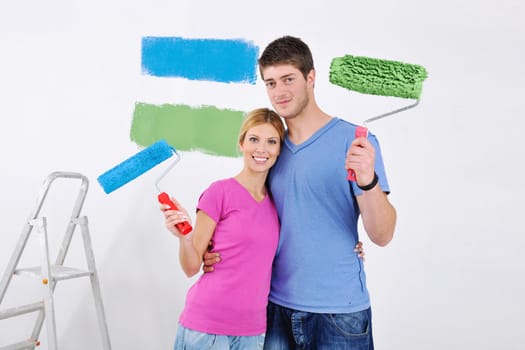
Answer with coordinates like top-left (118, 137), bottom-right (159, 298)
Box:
top-left (158, 192), bottom-right (193, 235)
top-left (347, 126), bottom-right (369, 182)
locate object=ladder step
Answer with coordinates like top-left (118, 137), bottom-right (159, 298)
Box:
top-left (0, 339), bottom-right (39, 350)
top-left (14, 265), bottom-right (92, 281)
top-left (0, 301), bottom-right (44, 320)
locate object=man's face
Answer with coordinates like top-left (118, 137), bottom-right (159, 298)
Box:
top-left (261, 64), bottom-right (314, 120)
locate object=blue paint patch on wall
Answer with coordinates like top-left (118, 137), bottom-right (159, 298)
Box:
top-left (141, 37), bottom-right (259, 84)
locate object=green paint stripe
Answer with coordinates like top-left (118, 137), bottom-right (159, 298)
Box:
top-left (130, 103), bottom-right (244, 157)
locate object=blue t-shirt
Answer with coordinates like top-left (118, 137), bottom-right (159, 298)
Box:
top-left (268, 117), bottom-right (390, 313)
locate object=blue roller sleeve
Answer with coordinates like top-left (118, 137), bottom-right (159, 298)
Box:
top-left (97, 139), bottom-right (174, 194)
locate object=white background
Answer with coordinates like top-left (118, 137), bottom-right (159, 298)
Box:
top-left (1, 1), bottom-right (524, 349)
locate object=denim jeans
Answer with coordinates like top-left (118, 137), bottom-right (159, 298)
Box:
top-left (174, 324), bottom-right (265, 350)
top-left (263, 302), bottom-right (374, 350)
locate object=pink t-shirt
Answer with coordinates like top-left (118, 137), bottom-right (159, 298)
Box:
top-left (178, 178), bottom-right (280, 336)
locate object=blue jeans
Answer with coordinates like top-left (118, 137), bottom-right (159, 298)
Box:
top-left (174, 324), bottom-right (265, 350)
top-left (263, 302), bottom-right (374, 350)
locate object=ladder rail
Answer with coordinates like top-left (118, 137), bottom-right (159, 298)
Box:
top-left (77, 216), bottom-right (112, 349)
top-left (34, 217), bottom-right (58, 349)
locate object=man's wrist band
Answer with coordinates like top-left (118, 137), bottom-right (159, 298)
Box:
top-left (357, 172), bottom-right (378, 191)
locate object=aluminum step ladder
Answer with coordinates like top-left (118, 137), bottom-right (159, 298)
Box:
top-left (0, 172), bottom-right (111, 350)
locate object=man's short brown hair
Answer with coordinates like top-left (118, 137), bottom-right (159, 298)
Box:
top-left (258, 36), bottom-right (314, 80)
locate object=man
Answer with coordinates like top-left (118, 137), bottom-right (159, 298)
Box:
top-left (206, 36), bottom-right (396, 349)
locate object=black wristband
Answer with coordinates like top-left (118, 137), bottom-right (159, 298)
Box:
top-left (357, 172), bottom-right (378, 191)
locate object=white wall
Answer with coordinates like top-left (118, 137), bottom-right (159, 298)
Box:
top-left (1, 1), bottom-right (524, 349)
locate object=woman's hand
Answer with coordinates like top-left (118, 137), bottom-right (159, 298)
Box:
top-left (161, 197), bottom-right (192, 238)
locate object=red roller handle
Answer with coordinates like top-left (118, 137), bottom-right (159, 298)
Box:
top-left (158, 192), bottom-right (193, 235)
top-left (347, 126), bottom-right (369, 182)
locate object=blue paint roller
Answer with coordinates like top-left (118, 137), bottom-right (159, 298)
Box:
top-left (97, 139), bottom-right (192, 234)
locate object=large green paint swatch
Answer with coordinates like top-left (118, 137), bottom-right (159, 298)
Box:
top-left (131, 103), bottom-right (244, 157)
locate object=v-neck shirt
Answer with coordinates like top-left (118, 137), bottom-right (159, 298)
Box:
top-left (179, 178), bottom-right (280, 335)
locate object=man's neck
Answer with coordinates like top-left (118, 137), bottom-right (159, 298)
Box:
top-left (286, 105), bottom-right (332, 145)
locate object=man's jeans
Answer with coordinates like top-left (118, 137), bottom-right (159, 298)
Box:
top-left (263, 301), bottom-right (374, 350)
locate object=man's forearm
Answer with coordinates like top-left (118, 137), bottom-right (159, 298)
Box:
top-left (357, 186), bottom-right (397, 246)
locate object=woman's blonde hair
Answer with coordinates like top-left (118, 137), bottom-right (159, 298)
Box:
top-left (238, 108), bottom-right (285, 145)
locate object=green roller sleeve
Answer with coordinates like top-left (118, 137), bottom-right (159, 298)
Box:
top-left (329, 55), bottom-right (428, 99)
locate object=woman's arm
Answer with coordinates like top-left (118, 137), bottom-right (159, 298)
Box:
top-left (163, 198), bottom-right (216, 277)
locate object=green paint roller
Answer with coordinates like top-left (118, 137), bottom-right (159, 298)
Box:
top-left (329, 54), bottom-right (428, 181)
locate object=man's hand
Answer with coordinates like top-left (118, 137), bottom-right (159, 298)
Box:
top-left (202, 251), bottom-right (220, 272)
top-left (202, 240), bottom-right (220, 273)
top-left (346, 137), bottom-right (376, 187)
top-left (354, 241), bottom-right (365, 261)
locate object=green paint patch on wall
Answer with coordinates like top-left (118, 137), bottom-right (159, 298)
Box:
top-left (131, 102), bottom-right (244, 157)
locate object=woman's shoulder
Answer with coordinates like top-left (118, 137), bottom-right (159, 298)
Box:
top-left (204, 177), bottom-right (237, 193)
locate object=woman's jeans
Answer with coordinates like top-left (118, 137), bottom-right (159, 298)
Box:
top-left (174, 325), bottom-right (264, 350)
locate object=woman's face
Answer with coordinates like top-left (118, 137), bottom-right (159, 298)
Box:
top-left (239, 123), bottom-right (281, 174)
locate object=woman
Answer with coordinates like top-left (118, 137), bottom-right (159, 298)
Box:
top-left (162, 108), bottom-right (285, 350)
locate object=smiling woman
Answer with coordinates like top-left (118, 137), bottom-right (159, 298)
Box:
top-left (160, 108), bottom-right (285, 350)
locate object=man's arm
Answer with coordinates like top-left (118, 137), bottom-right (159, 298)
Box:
top-left (356, 186), bottom-right (396, 246)
top-left (201, 241), bottom-right (367, 273)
